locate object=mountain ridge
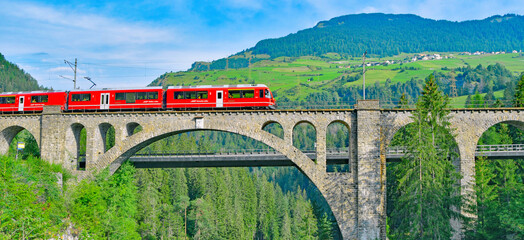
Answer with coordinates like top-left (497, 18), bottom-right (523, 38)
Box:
top-left (190, 13), bottom-right (524, 71)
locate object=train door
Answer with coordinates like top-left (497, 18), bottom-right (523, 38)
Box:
top-left (100, 93), bottom-right (110, 110)
top-left (216, 90), bottom-right (223, 108)
top-left (18, 96), bottom-right (24, 111)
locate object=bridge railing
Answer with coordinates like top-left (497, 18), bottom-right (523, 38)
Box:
top-left (476, 144), bottom-right (524, 152)
top-left (133, 148), bottom-right (350, 157)
top-left (130, 145), bottom-right (524, 158)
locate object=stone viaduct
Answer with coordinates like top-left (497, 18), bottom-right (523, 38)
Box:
top-left (1, 100), bottom-right (523, 239)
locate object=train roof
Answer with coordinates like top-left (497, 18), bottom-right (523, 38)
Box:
top-left (167, 84), bottom-right (268, 89)
top-left (68, 86), bottom-right (163, 92)
top-left (0, 90), bottom-right (65, 95)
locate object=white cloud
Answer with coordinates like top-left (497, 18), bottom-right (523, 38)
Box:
top-left (47, 67), bottom-right (72, 73)
top-left (0, 1), bottom-right (177, 47)
top-left (47, 66), bottom-right (86, 75)
top-left (359, 6), bottom-right (379, 14)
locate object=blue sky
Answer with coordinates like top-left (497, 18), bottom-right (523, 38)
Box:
top-left (1, 0), bottom-right (523, 90)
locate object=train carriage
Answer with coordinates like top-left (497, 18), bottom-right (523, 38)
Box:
top-left (0, 84), bottom-right (275, 113)
top-left (0, 91), bottom-right (67, 113)
top-left (165, 84), bottom-right (276, 109)
top-left (66, 87), bottom-right (163, 111)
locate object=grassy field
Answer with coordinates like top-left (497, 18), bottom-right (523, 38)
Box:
top-left (449, 90), bottom-right (505, 108)
top-left (157, 52), bottom-right (524, 101)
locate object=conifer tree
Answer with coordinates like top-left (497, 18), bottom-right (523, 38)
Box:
top-left (465, 94), bottom-right (472, 108)
top-left (472, 91), bottom-right (484, 108)
top-left (391, 74), bottom-right (462, 239)
top-left (398, 92), bottom-right (409, 108)
top-left (513, 74), bottom-right (524, 107)
top-left (465, 157), bottom-right (500, 239)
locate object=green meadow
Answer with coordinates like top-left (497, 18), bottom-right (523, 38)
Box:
top-left (157, 52), bottom-right (524, 102)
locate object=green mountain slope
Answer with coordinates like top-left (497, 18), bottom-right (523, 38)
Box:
top-left (0, 53), bottom-right (44, 92)
top-left (152, 52), bottom-right (524, 108)
top-left (191, 13), bottom-right (524, 71)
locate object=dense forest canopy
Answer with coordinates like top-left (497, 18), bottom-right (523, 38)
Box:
top-left (0, 53), bottom-right (44, 92)
top-left (191, 13), bottom-right (524, 70)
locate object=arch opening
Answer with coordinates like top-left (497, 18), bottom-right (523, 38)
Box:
top-left (326, 121), bottom-right (350, 172)
top-left (386, 122), bottom-right (460, 237)
top-left (134, 130), bottom-right (279, 165)
top-left (126, 122), bottom-right (142, 137)
top-left (470, 121), bottom-right (524, 238)
top-left (125, 129), bottom-right (343, 239)
top-left (262, 121), bottom-right (284, 139)
top-left (99, 123), bottom-right (115, 152)
top-left (2, 126), bottom-right (40, 159)
top-left (66, 123), bottom-right (86, 170)
top-left (293, 121), bottom-right (316, 158)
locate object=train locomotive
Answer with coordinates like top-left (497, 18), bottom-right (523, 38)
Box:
top-left (0, 84), bottom-right (276, 113)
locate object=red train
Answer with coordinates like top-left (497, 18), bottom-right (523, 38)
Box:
top-left (0, 84), bottom-right (276, 113)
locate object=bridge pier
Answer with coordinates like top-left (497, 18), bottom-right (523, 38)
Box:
top-left (40, 106), bottom-right (66, 165)
top-left (356, 100), bottom-right (385, 239)
top-left (453, 132), bottom-right (479, 239)
top-left (316, 125), bottom-right (327, 170)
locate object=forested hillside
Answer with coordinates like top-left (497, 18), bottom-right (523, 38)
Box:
top-left (0, 53), bottom-right (44, 91)
top-left (191, 13), bottom-right (524, 70)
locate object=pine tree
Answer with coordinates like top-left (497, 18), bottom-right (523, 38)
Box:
top-left (513, 74), bottom-right (524, 107)
top-left (391, 74), bottom-right (462, 239)
top-left (465, 94), bottom-right (472, 108)
top-left (493, 159), bottom-right (524, 238)
top-left (465, 157), bottom-right (500, 239)
top-left (398, 92), bottom-right (409, 108)
top-left (483, 89), bottom-right (496, 107)
top-left (472, 91), bottom-right (484, 108)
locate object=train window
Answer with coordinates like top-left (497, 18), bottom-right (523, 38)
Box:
top-left (229, 90), bottom-right (241, 98)
top-left (173, 91), bottom-right (183, 100)
top-left (148, 92), bottom-right (158, 99)
top-left (30, 95), bottom-right (48, 103)
top-left (72, 94), bottom-right (91, 102)
top-left (197, 91), bottom-right (208, 99)
top-left (116, 93), bottom-right (126, 101)
top-left (265, 89), bottom-right (271, 98)
top-left (259, 90), bottom-right (264, 98)
top-left (185, 91), bottom-right (197, 99)
top-left (126, 93), bottom-right (136, 103)
top-left (137, 92), bottom-right (147, 100)
top-left (0, 96), bottom-right (15, 104)
top-left (242, 90), bottom-right (254, 98)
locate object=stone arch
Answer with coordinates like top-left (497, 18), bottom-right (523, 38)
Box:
top-left (98, 121), bottom-right (321, 184)
top-left (382, 112), bottom-right (414, 149)
top-left (97, 125), bottom-right (349, 238)
top-left (470, 120), bottom-right (524, 147)
top-left (99, 122), bottom-right (115, 152)
top-left (326, 119), bottom-right (350, 148)
top-left (126, 122), bottom-right (142, 137)
top-left (292, 120), bottom-right (317, 153)
top-left (65, 123), bottom-right (86, 170)
top-left (262, 120), bottom-right (284, 139)
top-left (387, 121), bottom-right (461, 157)
top-left (0, 125), bottom-right (40, 155)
